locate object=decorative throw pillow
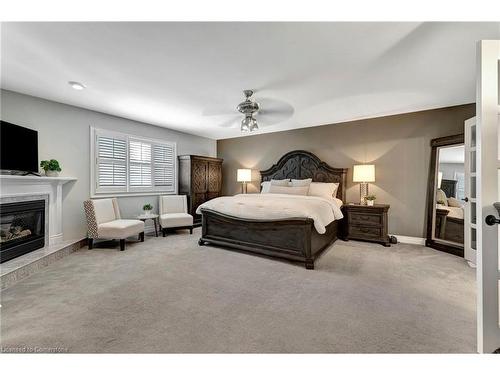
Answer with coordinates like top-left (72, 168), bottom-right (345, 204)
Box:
top-left (291, 178), bottom-right (312, 187)
top-left (448, 197), bottom-right (463, 208)
top-left (261, 181), bottom-right (271, 193)
top-left (308, 182), bottom-right (339, 200)
top-left (436, 189), bottom-right (448, 206)
top-left (270, 179), bottom-right (290, 186)
top-left (268, 185), bottom-right (309, 196)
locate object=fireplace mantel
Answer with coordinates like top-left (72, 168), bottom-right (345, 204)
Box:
top-left (0, 175), bottom-right (77, 245)
top-left (0, 175), bottom-right (77, 183)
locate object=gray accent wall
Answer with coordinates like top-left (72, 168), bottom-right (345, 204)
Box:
top-left (1, 90), bottom-right (216, 241)
top-left (217, 104), bottom-right (475, 238)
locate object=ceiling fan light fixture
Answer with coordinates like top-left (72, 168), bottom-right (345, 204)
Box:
top-left (249, 119), bottom-right (259, 132)
top-left (241, 116), bottom-right (252, 132)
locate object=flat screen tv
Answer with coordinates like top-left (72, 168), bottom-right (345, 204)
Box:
top-left (0, 121), bottom-right (39, 174)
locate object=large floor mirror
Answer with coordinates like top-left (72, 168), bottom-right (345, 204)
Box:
top-left (426, 134), bottom-right (465, 257)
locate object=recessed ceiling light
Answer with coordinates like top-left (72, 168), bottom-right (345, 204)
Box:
top-left (68, 81), bottom-right (86, 90)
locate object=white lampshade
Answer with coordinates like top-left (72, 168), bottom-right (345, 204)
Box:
top-left (437, 172), bottom-right (443, 188)
top-left (353, 164), bottom-right (375, 182)
top-left (237, 169), bottom-right (251, 182)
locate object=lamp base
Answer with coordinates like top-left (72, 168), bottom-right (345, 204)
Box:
top-left (359, 182), bottom-right (369, 205)
top-left (241, 182), bottom-right (247, 194)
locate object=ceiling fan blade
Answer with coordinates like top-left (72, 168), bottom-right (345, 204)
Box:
top-left (257, 97), bottom-right (294, 113)
top-left (218, 116), bottom-right (240, 128)
top-left (256, 97), bottom-right (294, 126)
top-left (202, 107), bottom-right (237, 117)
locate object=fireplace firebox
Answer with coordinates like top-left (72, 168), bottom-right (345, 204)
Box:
top-left (0, 199), bottom-right (45, 263)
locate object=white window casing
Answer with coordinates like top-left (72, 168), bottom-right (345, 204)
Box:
top-left (90, 127), bottom-right (177, 197)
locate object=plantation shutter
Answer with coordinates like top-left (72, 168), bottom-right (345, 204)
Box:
top-left (129, 140), bottom-right (152, 187)
top-left (92, 127), bottom-right (177, 196)
top-left (96, 135), bottom-right (127, 190)
top-left (153, 143), bottom-right (175, 191)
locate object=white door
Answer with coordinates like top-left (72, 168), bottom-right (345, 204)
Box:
top-left (476, 40), bottom-right (500, 353)
top-left (464, 117), bottom-right (477, 265)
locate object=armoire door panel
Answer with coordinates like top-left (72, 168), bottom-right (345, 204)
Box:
top-left (192, 161), bottom-right (208, 193)
top-left (208, 162), bottom-right (222, 193)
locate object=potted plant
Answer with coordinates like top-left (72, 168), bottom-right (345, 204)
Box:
top-left (40, 159), bottom-right (62, 177)
top-left (365, 195), bottom-right (376, 206)
top-left (143, 203), bottom-right (153, 215)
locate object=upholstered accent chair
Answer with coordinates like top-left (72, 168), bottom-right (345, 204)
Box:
top-left (159, 195), bottom-right (194, 236)
top-left (83, 198), bottom-right (145, 251)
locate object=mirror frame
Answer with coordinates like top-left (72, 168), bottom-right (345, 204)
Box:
top-left (425, 133), bottom-right (464, 257)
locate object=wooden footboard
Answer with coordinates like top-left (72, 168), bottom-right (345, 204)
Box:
top-left (198, 208), bottom-right (338, 269)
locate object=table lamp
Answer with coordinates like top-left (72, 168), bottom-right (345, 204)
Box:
top-left (237, 169), bottom-right (251, 194)
top-left (353, 164), bottom-right (375, 205)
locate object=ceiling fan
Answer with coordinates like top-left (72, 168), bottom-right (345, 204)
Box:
top-left (203, 90), bottom-right (294, 133)
top-left (237, 89), bottom-right (260, 132)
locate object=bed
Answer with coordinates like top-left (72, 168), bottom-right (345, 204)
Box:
top-left (197, 150), bottom-right (348, 269)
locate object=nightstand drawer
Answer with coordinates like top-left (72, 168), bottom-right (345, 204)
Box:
top-left (349, 213), bottom-right (382, 226)
top-left (350, 225), bottom-right (382, 239)
top-left (340, 204), bottom-right (390, 246)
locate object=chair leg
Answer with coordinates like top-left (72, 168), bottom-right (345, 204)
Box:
top-left (120, 239), bottom-right (126, 251)
top-left (88, 238), bottom-right (93, 249)
top-left (189, 226), bottom-right (193, 234)
top-left (162, 228), bottom-right (167, 237)
top-left (140, 232), bottom-right (145, 242)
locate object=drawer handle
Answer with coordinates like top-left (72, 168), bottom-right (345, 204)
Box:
top-left (354, 215), bottom-right (376, 221)
top-left (358, 227), bottom-right (373, 233)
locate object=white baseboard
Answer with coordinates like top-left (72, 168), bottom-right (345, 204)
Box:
top-left (389, 234), bottom-right (425, 246)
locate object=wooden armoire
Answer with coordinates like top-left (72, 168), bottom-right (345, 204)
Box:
top-left (178, 155), bottom-right (223, 225)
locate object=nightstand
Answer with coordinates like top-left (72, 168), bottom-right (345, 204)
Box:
top-left (340, 204), bottom-right (390, 247)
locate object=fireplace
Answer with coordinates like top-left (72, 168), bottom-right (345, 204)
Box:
top-left (0, 199), bottom-right (45, 263)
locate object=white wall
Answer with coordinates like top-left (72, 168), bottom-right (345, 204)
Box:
top-left (0, 89), bottom-right (216, 240)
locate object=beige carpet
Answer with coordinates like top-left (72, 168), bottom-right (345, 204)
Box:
top-left (0, 228), bottom-right (476, 353)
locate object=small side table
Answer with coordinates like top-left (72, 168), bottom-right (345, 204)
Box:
top-left (136, 213), bottom-right (160, 237)
top-left (340, 203), bottom-right (391, 246)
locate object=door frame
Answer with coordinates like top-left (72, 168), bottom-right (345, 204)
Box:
top-left (476, 40), bottom-right (500, 353)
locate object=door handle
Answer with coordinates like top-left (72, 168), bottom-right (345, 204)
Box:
top-left (485, 202), bottom-right (500, 226)
top-left (462, 197), bottom-right (469, 202)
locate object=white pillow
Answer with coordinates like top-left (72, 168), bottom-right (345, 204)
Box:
top-left (436, 189), bottom-right (448, 206)
top-left (308, 182), bottom-right (339, 200)
top-left (268, 185), bottom-right (309, 196)
top-left (291, 178), bottom-right (312, 187)
top-left (270, 179), bottom-right (290, 186)
top-left (261, 181), bottom-right (271, 193)
top-left (448, 197), bottom-right (463, 208)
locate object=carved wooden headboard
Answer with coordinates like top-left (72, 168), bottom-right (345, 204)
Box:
top-left (260, 150), bottom-right (348, 202)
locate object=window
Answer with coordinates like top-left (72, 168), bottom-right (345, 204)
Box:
top-left (129, 140), bottom-right (152, 187)
top-left (91, 127), bottom-right (177, 196)
top-left (454, 171), bottom-right (465, 200)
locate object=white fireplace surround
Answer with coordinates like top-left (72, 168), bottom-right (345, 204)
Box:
top-left (0, 175), bottom-right (77, 245)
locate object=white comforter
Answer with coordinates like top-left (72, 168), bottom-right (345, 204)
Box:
top-left (196, 194), bottom-right (344, 234)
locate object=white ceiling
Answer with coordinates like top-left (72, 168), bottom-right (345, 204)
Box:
top-left (1, 22), bottom-right (499, 140)
top-left (439, 145), bottom-right (464, 164)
